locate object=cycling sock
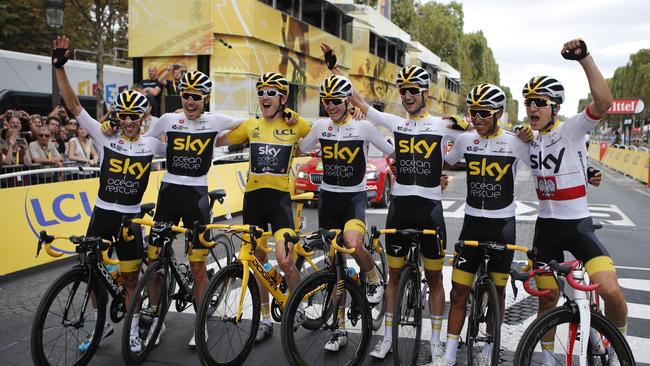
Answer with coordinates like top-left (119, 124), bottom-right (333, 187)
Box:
top-left (541, 341), bottom-right (555, 364)
top-left (261, 302), bottom-right (271, 325)
top-left (337, 307), bottom-right (346, 328)
top-left (365, 267), bottom-right (380, 284)
top-left (618, 324), bottom-right (627, 336)
top-left (130, 314), bottom-right (140, 337)
top-left (383, 313), bottom-right (393, 341)
top-left (430, 315), bottom-right (443, 345)
top-left (444, 333), bottom-right (459, 361)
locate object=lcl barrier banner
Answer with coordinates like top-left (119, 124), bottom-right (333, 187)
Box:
top-left (0, 158), bottom-right (309, 276)
top-left (600, 146), bottom-right (649, 184)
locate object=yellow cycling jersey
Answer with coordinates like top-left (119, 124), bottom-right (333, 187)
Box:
top-left (227, 116), bottom-right (311, 192)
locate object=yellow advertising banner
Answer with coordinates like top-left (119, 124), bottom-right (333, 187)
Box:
top-left (0, 157), bottom-right (310, 276)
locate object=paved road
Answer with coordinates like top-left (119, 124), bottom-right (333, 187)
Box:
top-left (1, 162), bottom-right (649, 365)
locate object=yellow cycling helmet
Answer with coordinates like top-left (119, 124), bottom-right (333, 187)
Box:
top-left (114, 90), bottom-right (149, 115)
top-left (522, 76), bottom-right (565, 104)
top-left (466, 84), bottom-right (506, 109)
top-left (396, 65), bottom-right (430, 88)
top-left (179, 71), bottom-right (212, 94)
top-left (320, 75), bottom-right (353, 98)
top-left (256, 72), bottom-right (289, 94)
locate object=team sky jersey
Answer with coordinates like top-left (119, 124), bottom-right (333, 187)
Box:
top-left (76, 109), bottom-right (165, 214)
top-left (529, 108), bottom-right (599, 219)
top-left (299, 115), bottom-right (394, 193)
top-left (446, 129), bottom-right (530, 218)
top-left (227, 116), bottom-right (311, 193)
top-left (144, 112), bottom-right (244, 186)
top-left (366, 107), bottom-right (462, 200)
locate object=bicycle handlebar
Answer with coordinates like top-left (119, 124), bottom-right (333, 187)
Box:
top-left (317, 229), bottom-right (355, 255)
top-left (549, 260), bottom-right (600, 292)
top-left (36, 230), bottom-right (117, 265)
top-left (282, 232), bottom-right (315, 258)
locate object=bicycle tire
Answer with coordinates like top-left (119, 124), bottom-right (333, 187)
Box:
top-left (466, 277), bottom-right (500, 366)
top-left (206, 233), bottom-right (232, 277)
top-left (121, 260), bottom-right (172, 365)
top-left (370, 240), bottom-right (388, 331)
top-left (392, 265), bottom-right (422, 366)
top-left (31, 267), bottom-right (106, 366)
top-left (281, 269), bottom-right (372, 366)
top-left (513, 305), bottom-right (635, 366)
top-left (195, 262), bottom-right (261, 366)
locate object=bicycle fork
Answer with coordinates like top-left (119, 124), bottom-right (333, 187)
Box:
top-left (566, 268), bottom-right (592, 366)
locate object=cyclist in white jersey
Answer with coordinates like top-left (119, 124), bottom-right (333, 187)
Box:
top-left (298, 75), bottom-right (394, 351)
top-left (525, 39), bottom-right (627, 365)
top-left (52, 35), bottom-right (166, 353)
top-left (335, 59), bottom-right (468, 358)
top-left (142, 71), bottom-right (245, 346)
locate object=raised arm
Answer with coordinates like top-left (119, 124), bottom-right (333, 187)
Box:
top-left (319, 43), bottom-right (372, 115)
top-left (52, 36), bottom-right (82, 118)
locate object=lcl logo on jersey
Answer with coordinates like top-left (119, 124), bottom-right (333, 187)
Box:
top-left (322, 143), bottom-right (360, 164)
top-left (398, 137), bottom-right (438, 159)
top-left (530, 147), bottom-right (565, 174)
top-left (273, 128), bottom-right (296, 141)
top-left (172, 135), bottom-right (210, 155)
top-left (468, 158), bottom-right (511, 182)
top-left (108, 158), bottom-right (151, 179)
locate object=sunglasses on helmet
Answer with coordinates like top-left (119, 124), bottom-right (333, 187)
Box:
top-left (257, 89), bottom-right (285, 98)
top-left (116, 112), bottom-right (143, 121)
top-left (180, 92), bottom-right (207, 102)
top-left (321, 98), bottom-right (345, 106)
top-left (524, 97), bottom-right (555, 108)
top-left (468, 109), bottom-right (498, 119)
top-left (399, 87), bottom-right (424, 96)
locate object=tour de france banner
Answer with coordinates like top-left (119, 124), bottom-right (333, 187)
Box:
top-left (0, 158), bottom-right (309, 276)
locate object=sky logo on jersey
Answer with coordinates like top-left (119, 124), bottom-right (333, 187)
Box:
top-left (530, 148), bottom-right (565, 174)
top-left (108, 158), bottom-right (151, 179)
top-left (468, 158), bottom-right (511, 182)
top-left (398, 137), bottom-right (438, 159)
top-left (258, 145), bottom-right (282, 157)
top-left (322, 143), bottom-right (360, 164)
top-left (172, 135), bottom-right (210, 155)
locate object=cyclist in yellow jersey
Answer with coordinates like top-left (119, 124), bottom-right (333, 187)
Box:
top-left (217, 72), bottom-right (311, 341)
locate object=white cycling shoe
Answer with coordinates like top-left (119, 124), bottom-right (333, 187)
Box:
top-left (369, 338), bottom-right (392, 359)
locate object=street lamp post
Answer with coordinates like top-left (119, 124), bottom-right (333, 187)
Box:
top-left (43, 0), bottom-right (65, 109)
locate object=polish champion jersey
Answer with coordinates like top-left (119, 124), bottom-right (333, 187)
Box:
top-left (76, 109), bottom-right (165, 214)
top-left (529, 108), bottom-right (599, 219)
top-left (145, 111), bottom-right (244, 186)
top-left (366, 107), bottom-right (462, 200)
top-left (227, 116), bottom-right (311, 193)
top-left (446, 129), bottom-right (530, 218)
top-left (299, 115), bottom-right (394, 193)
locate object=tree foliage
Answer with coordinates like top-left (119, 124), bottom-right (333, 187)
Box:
top-left (411, 1), bottom-right (464, 68)
top-left (391, 0), bottom-right (416, 33)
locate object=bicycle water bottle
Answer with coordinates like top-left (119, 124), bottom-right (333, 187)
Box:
top-left (346, 267), bottom-right (360, 282)
top-left (105, 264), bottom-right (123, 286)
top-left (263, 262), bottom-right (283, 286)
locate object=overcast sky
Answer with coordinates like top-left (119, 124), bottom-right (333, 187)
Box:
top-left (437, 0), bottom-right (650, 120)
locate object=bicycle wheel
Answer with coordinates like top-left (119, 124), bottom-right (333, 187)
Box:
top-left (121, 260), bottom-right (172, 365)
top-left (392, 265), bottom-right (422, 366)
top-left (513, 306), bottom-right (635, 365)
top-left (281, 270), bottom-right (372, 366)
top-left (206, 233), bottom-right (232, 277)
top-left (195, 262), bottom-right (260, 366)
top-left (466, 277), bottom-right (500, 366)
top-left (370, 240), bottom-right (388, 331)
top-left (31, 267), bottom-right (107, 366)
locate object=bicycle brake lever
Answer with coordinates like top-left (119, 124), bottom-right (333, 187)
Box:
top-left (510, 276), bottom-right (518, 300)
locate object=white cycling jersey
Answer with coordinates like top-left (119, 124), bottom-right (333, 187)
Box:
top-left (446, 129), bottom-right (530, 218)
top-left (366, 107), bottom-right (462, 200)
top-left (144, 112), bottom-right (244, 186)
top-left (76, 109), bottom-right (165, 214)
top-left (528, 108), bottom-right (599, 219)
top-left (299, 115), bottom-right (394, 193)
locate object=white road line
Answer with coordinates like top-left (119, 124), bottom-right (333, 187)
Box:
top-left (616, 265), bottom-right (650, 272)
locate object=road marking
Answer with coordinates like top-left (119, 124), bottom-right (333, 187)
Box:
top-left (619, 278), bottom-right (650, 290)
top-left (616, 265), bottom-right (650, 272)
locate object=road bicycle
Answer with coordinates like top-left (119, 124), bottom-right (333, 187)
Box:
top-left (30, 204), bottom-right (154, 366)
top-left (281, 228), bottom-right (383, 366)
top-left (193, 223), bottom-right (322, 366)
top-left (452, 240), bottom-right (532, 366)
top-left (511, 259), bottom-right (635, 365)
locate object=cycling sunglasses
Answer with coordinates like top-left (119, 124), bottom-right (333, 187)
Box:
top-left (180, 92), bottom-right (207, 102)
top-left (321, 98), bottom-right (346, 106)
top-left (257, 89), bottom-right (285, 98)
top-left (524, 97), bottom-right (555, 108)
top-left (116, 112), bottom-right (143, 121)
top-left (468, 109), bottom-right (498, 119)
top-left (399, 87), bottom-right (424, 96)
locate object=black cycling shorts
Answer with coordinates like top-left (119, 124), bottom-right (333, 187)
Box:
top-left (533, 217), bottom-right (615, 288)
top-left (452, 214), bottom-right (516, 287)
top-left (385, 195), bottom-right (446, 270)
top-left (243, 188), bottom-right (295, 242)
top-left (87, 207), bottom-right (143, 273)
top-left (318, 190), bottom-right (367, 233)
top-left (153, 182), bottom-right (211, 261)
